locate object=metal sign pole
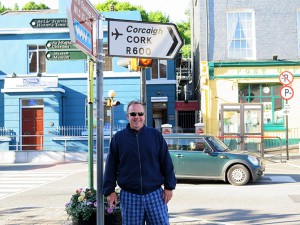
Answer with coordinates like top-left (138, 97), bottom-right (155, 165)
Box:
top-left (285, 100), bottom-right (289, 160)
top-left (96, 17), bottom-right (105, 225)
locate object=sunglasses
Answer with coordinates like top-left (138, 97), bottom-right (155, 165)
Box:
top-left (129, 112), bottom-right (145, 117)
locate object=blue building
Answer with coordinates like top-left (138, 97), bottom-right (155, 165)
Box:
top-left (0, 0), bottom-right (180, 162)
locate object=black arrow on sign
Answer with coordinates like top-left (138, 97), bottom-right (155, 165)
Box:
top-left (166, 27), bottom-right (179, 56)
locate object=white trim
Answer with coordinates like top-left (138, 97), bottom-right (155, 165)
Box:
top-left (147, 80), bottom-right (176, 85)
top-left (1, 87), bottom-right (65, 93)
top-left (0, 28), bottom-right (69, 34)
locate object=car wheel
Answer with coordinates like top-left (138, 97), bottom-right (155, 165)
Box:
top-left (227, 164), bottom-right (250, 186)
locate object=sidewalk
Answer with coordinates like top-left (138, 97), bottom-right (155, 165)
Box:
top-left (0, 153), bottom-right (299, 225)
top-left (0, 207), bottom-right (222, 225)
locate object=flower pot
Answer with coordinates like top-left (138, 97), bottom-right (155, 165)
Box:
top-left (104, 214), bottom-right (122, 225)
top-left (72, 213), bottom-right (96, 225)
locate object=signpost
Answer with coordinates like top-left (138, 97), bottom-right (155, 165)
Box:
top-left (107, 19), bottom-right (183, 59)
top-left (46, 40), bottom-right (76, 50)
top-left (30, 18), bottom-right (68, 28)
top-left (279, 71), bottom-right (294, 161)
top-left (66, 0), bottom-right (100, 60)
top-left (46, 51), bottom-right (86, 60)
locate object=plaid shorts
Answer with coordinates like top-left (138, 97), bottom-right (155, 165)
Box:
top-left (120, 188), bottom-right (169, 225)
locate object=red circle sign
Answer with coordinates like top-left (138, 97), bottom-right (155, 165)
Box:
top-left (279, 71), bottom-right (294, 85)
top-left (280, 85), bottom-right (294, 100)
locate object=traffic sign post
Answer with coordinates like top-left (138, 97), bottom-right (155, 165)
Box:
top-left (46, 51), bottom-right (87, 60)
top-left (46, 40), bottom-right (77, 50)
top-left (279, 71), bottom-right (294, 85)
top-left (66, 0), bottom-right (100, 60)
top-left (280, 85), bottom-right (294, 100)
top-left (107, 19), bottom-right (183, 59)
top-left (278, 70), bottom-right (294, 161)
top-left (30, 18), bottom-right (68, 28)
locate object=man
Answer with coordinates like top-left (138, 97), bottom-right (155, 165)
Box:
top-left (103, 100), bottom-right (176, 225)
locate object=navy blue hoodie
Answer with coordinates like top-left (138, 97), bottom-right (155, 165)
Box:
top-left (103, 124), bottom-right (176, 196)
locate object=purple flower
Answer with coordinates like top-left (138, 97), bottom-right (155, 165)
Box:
top-left (107, 207), bottom-right (114, 214)
top-left (94, 202), bottom-right (97, 207)
top-left (87, 202), bottom-right (92, 206)
top-left (65, 202), bottom-right (71, 207)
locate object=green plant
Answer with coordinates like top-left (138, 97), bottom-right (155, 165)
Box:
top-left (65, 188), bottom-right (97, 222)
top-left (65, 187), bottom-right (121, 222)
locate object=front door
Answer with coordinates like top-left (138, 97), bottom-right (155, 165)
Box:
top-left (22, 108), bottom-right (44, 150)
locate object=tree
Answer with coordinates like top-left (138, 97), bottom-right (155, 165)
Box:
top-left (176, 10), bottom-right (191, 57)
top-left (0, 2), bottom-right (11, 13)
top-left (94, 0), bottom-right (169, 23)
top-left (22, 1), bottom-right (49, 10)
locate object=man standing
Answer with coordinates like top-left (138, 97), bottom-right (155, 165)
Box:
top-left (103, 100), bottom-right (176, 225)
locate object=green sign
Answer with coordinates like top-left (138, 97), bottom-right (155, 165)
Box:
top-left (46, 40), bottom-right (76, 50)
top-left (46, 51), bottom-right (87, 60)
top-left (30, 18), bottom-right (68, 28)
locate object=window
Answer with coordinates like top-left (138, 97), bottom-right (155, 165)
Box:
top-left (151, 59), bottom-right (167, 79)
top-left (227, 11), bottom-right (255, 59)
top-left (297, 11), bottom-right (300, 57)
top-left (103, 44), bottom-right (112, 71)
top-left (238, 83), bottom-right (283, 125)
top-left (28, 45), bottom-right (46, 73)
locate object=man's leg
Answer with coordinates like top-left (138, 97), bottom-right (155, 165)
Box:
top-left (120, 190), bottom-right (145, 225)
top-left (144, 188), bottom-right (169, 225)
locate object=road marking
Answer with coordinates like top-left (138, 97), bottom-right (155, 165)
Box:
top-left (170, 216), bottom-right (234, 224)
top-left (258, 175), bottom-right (296, 183)
top-left (0, 170), bottom-right (80, 200)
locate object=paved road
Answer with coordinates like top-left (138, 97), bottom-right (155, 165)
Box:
top-left (0, 154), bottom-right (299, 225)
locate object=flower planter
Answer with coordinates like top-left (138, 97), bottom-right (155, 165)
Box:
top-left (72, 213), bottom-right (96, 225)
top-left (105, 214), bottom-right (122, 225)
top-left (72, 214), bottom-right (122, 225)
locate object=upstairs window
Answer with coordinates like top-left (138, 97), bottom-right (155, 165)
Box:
top-left (227, 11), bottom-right (255, 59)
top-left (297, 11), bottom-right (300, 57)
top-left (28, 45), bottom-right (46, 73)
top-left (151, 59), bottom-right (167, 79)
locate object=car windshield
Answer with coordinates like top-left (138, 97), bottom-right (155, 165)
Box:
top-left (207, 136), bottom-right (229, 152)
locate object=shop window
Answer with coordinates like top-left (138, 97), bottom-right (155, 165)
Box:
top-left (238, 83), bottom-right (283, 126)
top-left (227, 11), bottom-right (255, 59)
top-left (28, 45), bottom-right (46, 73)
top-left (151, 59), bottom-right (167, 79)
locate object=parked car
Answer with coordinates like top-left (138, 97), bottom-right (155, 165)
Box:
top-left (163, 133), bottom-right (265, 185)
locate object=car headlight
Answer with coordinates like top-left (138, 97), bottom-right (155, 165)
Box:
top-left (248, 155), bottom-right (259, 165)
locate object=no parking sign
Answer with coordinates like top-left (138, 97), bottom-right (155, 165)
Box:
top-left (279, 71), bottom-right (294, 101)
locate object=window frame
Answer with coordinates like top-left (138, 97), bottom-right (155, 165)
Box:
top-left (227, 10), bottom-right (256, 60)
top-left (28, 45), bottom-right (46, 74)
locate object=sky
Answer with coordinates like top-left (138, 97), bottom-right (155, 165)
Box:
top-left (1, 0), bottom-right (190, 23)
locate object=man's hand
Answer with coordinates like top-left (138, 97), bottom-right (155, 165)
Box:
top-left (107, 192), bottom-right (118, 208)
top-left (163, 189), bottom-right (173, 204)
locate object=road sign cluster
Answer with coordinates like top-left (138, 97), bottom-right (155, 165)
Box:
top-left (46, 40), bottom-right (86, 61)
top-left (279, 71), bottom-right (294, 101)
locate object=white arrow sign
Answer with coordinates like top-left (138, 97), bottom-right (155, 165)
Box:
top-left (107, 19), bottom-right (183, 59)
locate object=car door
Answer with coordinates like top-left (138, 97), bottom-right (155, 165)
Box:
top-left (175, 138), bottom-right (221, 177)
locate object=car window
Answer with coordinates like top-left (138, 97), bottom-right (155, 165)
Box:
top-left (206, 136), bottom-right (228, 151)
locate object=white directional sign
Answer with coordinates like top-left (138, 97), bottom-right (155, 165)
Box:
top-left (280, 85), bottom-right (294, 100)
top-left (107, 19), bottom-right (183, 59)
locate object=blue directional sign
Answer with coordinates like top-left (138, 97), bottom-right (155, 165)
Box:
top-left (73, 19), bottom-right (92, 53)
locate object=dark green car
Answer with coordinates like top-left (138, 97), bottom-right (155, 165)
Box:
top-left (163, 133), bottom-right (265, 186)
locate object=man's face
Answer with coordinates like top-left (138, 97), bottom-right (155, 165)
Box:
top-left (127, 103), bottom-right (145, 131)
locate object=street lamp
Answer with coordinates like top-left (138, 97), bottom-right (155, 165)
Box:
top-left (108, 90), bottom-right (116, 140)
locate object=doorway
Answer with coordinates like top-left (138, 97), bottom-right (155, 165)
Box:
top-left (220, 103), bottom-right (263, 153)
top-left (22, 108), bottom-right (44, 150)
